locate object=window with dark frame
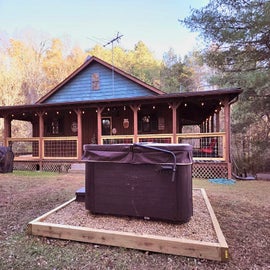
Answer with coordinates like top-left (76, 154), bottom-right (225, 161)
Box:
top-left (138, 113), bottom-right (158, 133)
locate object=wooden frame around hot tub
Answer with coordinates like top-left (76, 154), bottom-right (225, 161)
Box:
top-left (28, 188), bottom-right (229, 262)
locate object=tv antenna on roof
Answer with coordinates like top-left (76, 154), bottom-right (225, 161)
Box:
top-left (103, 32), bottom-right (123, 49)
top-left (103, 32), bottom-right (123, 96)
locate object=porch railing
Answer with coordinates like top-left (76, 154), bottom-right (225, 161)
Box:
top-left (6, 138), bottom-right (40, 160)
top-left (6, 132), bottom-right (226, 161)
top-left (101, 132), bottom-right (226, 161)
top-left (7, 137), bottom-right (78, 160)
top-left (101, 134), bottom-right (174, 144)
top-left (101, 135), bottom-right (134, 145)
top-left (177, 132), bottom-right (226, 161)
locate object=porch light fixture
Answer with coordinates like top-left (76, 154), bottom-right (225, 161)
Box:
top-left (56, 111), bottom-right (59, 115)
top-left (184, 103), bottom-right (187, 107)
top-left (45, 112), bottom-right (47, 115)
top-left (123, 106), bottom-right (126, 111)
top-left (201, 102), bottom-right (204, 106)
top-left (152, 106), bottom-right (156, 109)
top-left (82, 111), bottom-right (85, 114)
top-left (107, 108), bottom-right (110, 112)
top-left (69, 111), bottom-right (72, 114)
top-left (22, 113), bottom-right (25, 116)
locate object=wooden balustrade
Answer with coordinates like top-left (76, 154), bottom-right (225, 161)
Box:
top-left (6, 132), bottom-right (226, 161)
top-left (7, 137), bottom-right (78, 160)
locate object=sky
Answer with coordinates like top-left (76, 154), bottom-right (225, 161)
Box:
top-left (0, 0), bottom-right (209, 59)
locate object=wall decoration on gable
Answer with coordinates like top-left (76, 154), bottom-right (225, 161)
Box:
top-left (91, 73), bottom-right (100, 90)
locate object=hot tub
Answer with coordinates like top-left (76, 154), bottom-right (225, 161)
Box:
top-left (82, 143), bottom-right (193, 223)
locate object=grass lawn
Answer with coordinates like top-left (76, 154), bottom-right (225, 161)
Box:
top-left (0, 171), bottom-right (269, 269)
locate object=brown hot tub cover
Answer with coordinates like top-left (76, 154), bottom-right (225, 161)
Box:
top-left (82, 143), bottom-right (193, 223)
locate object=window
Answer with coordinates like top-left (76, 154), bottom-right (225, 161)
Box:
top-left (138, 114), bottom-right (158, 133)
top-left (101, 117), bottom-right (111, 135)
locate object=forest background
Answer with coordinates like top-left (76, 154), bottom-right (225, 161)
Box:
top-left (0, 0), bottom-right (269, 174)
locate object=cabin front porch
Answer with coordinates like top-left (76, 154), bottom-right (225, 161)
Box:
top-left (1, 132), bottom-right (229, 179)
top-left (0, 89), bottom-right (241, 178)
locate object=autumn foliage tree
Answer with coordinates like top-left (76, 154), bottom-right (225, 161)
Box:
top-left (0, 31), bottom-right (197, 138)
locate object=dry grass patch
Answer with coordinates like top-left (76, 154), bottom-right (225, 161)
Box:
top-left (0, 171), bottom-right (269, 269)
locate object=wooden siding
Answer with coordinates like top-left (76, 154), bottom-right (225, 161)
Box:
top-left (43, 63), bottom-right (158, 104)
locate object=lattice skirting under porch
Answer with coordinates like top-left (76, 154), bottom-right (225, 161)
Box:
top-left (13, 161), bottom-right (72, 173)
top-left (13, 160), bottom-right (229, 179)
top-left (192, 162), bottom-right (228, 179)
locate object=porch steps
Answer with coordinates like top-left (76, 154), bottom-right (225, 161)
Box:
top-left (68, 163), bottom-right (85, 174)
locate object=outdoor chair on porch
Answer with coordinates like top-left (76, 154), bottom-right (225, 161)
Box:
top-left (193, 138), bottom-right (217, 157)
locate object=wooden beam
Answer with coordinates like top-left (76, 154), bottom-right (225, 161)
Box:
top-left (130, 105), bottom-right (140, 143)
top-left (215, 110), bottom-right (220, 132)
top-left (28, 188), bottom-right (228, 262)
top-left (200, 188), bottom-right (229, 261)
top-left (29, 222), bottom-right (223, 261)
top-left (3, 116), bottom-right (11, 147)
top-left (223, 99), bottom-right (232, 178)
top-left (75, 109), bottom-right (82, 159)
top-left (169, 102), bottom-right (181, 144)
top-left (211, 115), bottom-right (214, 133)
top-left (38, 112), bottom-right (44, 170)
top-left (96, 107), bottom-right (104, 144)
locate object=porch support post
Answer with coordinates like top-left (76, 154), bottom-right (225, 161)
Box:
top-left (224, 99), bottom-right (232, 178)
top-left (201, 122), bottom-right (205, 133)
top-left (216, 110), bottom-right (220, 132)
top-left (38, 112), bottom-right (44, 170)
top-left (75, 109), bottom-right (83, 159)
top-left (170, 102), bottom-right (180, 144)
top-left (206, 119), bottom-right (210, 133)
top-left (130, 105), bottom-right (140, 143)
top-left (211, 115), bottom-right (214, 133)
top-left (3, 116), bottom-right (11, 147)
top-left (97, 107), bottom-right (105, 145)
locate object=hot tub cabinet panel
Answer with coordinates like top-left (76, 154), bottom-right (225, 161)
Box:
top-left (83, 144), bottom-right (193, 223)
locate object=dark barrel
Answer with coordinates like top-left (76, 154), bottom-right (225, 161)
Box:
top-left (82, 143), bottom-right (193, 223)
top-left (0, 147), bottom-right (14, 173)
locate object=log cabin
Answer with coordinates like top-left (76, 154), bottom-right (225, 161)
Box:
top-left (0, 56), bottom-right (242, 178)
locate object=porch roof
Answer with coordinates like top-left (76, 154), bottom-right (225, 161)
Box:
top-left (0, 87), bottom-right (242, 125)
